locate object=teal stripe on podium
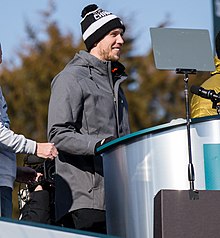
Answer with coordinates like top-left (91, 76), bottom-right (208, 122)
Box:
top-left (204, 144), bottom-right (220, 190)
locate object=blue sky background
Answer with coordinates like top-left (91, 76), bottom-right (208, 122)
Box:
top-left (0, 0), bottom-right (213, 63)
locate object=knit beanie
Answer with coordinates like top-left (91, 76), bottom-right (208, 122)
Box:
top-left (80, 4), bottom-right (125, 51)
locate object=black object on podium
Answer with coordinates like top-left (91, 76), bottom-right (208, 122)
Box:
top-left (154, 189), bottom-right (220, 238)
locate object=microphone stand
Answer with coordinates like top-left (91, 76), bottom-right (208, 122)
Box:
top-left (176, 68), bottom-right (199, 200)
top-left (211, 98), bottom-right (220, 115)
top-left (216, 105), bottom-right (220, 115)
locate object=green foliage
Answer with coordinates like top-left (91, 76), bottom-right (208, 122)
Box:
top-left (1, 23), bottom-right (82, 142)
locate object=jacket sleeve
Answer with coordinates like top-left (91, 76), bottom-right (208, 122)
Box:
top-left (0, 122), bottom-right (36, 154)
top-left (48, 72), bottom-right (100, 155)
top-left (0, 89), bottom-right (36, 154)
top-left (1, 91), bottom-right (10, 128)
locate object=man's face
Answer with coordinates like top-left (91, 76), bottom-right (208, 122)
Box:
top-left (94, 28), bottom-right (124, 61)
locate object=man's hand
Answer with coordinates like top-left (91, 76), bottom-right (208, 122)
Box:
top-left (33, 173), bottom-right (44, 191)
top-left (36, 143), bottom-right (58, 160)
top-left (94, 136), bottom-right (116, 154)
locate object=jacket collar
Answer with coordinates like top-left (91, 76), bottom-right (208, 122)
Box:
top-left (76, 50), bottom-right (126, 77)
top-left (211, 56), bottom-right (220, 75)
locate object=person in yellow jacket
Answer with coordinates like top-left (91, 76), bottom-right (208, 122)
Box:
top-left (191, 31), bottom-right (220, 118)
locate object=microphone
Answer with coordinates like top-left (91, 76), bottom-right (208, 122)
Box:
top-left (190, 85), bottom-right (220, 101)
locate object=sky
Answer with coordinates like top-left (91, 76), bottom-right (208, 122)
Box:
top-left (0, 0), bottom-right (214, 64)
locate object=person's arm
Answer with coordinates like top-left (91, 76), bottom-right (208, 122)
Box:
top-left (48, 72), bottom-right (100, 155)
top-left (0, 124), bottom-right (58, 159)
top-left (0, 122), bottom-right (37, 153)
top-left (0, 89), bottom-right (36, 153)
top-left (0, 90), bottom-right (10, 128)
top-left (0, 94), bottom-right (58, 158)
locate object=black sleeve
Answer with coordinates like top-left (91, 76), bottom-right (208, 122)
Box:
top-left (20, 190), bottom-right (51, 224)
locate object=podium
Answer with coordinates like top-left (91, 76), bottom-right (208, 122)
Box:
top-left (154, 189), bottom-right (220, 238)
top-left (97, 116), bottom-right (220, 238)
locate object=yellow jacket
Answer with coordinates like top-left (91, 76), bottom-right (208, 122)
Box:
top-left (191, 57), bottom-right (220, 118)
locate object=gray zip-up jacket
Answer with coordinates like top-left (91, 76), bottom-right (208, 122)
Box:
top-left (48, 50), bottom-right (130, 221)
top-left (0, 87), bottom-right (36, 188)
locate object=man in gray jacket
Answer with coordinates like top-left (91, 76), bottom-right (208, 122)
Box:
top-left (48, 4), bottom-right (130, 234)
top-left (0, 43), bottom-right (58, 218)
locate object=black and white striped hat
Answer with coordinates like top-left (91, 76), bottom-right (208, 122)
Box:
top-left (80, 4), bottom-right (125, 51)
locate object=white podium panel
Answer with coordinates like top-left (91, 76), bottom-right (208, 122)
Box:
top-left (98, 116), bottom-right (220, 238)
top-left (0, 218), bottom-right (117, 238)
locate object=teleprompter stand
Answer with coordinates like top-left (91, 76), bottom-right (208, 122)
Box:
top-left (211, 94), bottom-right (220, 114)
top-left (176, 68), bottom-right (198, 199)
top-left (150, 28), bottom-right (218, 238)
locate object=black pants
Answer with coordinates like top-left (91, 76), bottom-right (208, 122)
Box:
top-left (0, 186), bottom-right (12, 218)
top-left (58, 208), bottom-right (107, 234)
